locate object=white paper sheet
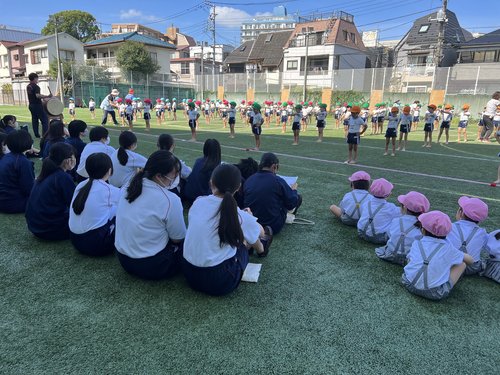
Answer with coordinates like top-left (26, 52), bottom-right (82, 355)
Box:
top-left (277, 174), bottom-right (298, 187)
top-left (241, 263), bottom-right (262, 283)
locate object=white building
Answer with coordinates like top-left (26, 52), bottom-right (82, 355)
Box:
top-left (282, 13), bottom-right (368, 87)
top-left (84, 32), bottom-right (176, 78)
top-left (189, 43), bottom-right (233, 64)
top-left (241, 5), bottom-right (297, 43)
top-left (23, 33), bottom-right (84, 77)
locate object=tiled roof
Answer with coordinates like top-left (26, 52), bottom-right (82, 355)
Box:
top-left (248, 30), bottom-right (293, 67)
top-left (460, 28), bottom-right (500, 46)
top-left (0, 29), bottom-right (41, 43)
top-left (85, 32), bottom-right (176, 49)
top-left (224, 41), bottom-right (254, 64)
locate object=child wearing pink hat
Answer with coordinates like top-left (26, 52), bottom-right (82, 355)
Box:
top-left (482, 230), bottom-right (500, 283)
top-left (375, 191), bottom-right (430, 265)
top-left (402, 211), bottom-right (474, 301)
top-left (447, 196), bottom-right (489, 275)
top-left (330, 171), bottom-right (372, 226)
top-left (357, 178), bottom-right (401, 244)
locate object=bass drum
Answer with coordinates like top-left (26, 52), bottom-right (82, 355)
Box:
top-left (43, 97), bottom-right (64, 116)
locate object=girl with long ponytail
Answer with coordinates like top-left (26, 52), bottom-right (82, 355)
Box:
top-left (115, 150), bottom-right (187, 280)
top-left (25, 142), bottom-right (76, 240)
top-left (109, 130), bottom-right (147, 188)
top-left (69, 153), bottom-right (120, 256)
top-left (182, 163), bottom-right (273, 296)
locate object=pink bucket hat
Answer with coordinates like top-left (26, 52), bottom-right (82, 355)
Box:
top-left (370, 178), bottom-right (393, 198)
top-left (348, 170), bottom-right (371, 182)
top-left (418, 210), bottom-right (452, 237)
top-left (458, 196), bottom-right (488, 222)
top-left (398, 191), bottom-right (430, 214)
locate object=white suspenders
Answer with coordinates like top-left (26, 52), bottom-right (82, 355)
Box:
top-left (348, 192), bottom-right (369, 219)
top-left (410, 242), bottom-right (445, 289)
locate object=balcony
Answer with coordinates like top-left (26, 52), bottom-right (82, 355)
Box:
top-left (86, 57), bottom-right (117, 68)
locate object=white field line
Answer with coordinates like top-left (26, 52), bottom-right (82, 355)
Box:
top-left (111, 128), bottom-right (497, 187)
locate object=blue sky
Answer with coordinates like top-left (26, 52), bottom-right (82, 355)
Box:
top-left (4, 0), bottom-right (500, 47)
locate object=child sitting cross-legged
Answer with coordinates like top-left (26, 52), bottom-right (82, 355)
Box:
top-left (402, 211), bottom-right (474, 301)
top-left (447, 196), bottom-right (488, 275)
top-left (375, 191), bottom-right (430, 265)
top-left (482, 230), bottom-right (500, 284)
top-left (357, 178), bottom-right (401, 244)
top-left (330, 170), bottom-right (372, 226)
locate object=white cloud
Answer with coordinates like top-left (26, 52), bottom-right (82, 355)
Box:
top-left (119, 9), bottom-right (158, 22)
top-left (214, 7), bottom-right (273, 29)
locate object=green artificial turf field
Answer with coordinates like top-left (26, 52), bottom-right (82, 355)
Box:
top-left (1, 105), bottom-right (499, 374)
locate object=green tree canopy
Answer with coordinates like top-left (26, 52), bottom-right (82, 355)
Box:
top-left (41, 10), bottom-right (99, 42)
top-left (116, 41), bottom-right (161, 76)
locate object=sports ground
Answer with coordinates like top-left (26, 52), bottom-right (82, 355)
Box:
top-left (1, 105), bottom-right (499, 374)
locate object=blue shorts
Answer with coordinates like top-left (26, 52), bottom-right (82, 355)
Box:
top-left (377, 116), bottom-right (385, 123)
top-left (144, 112), bottom-right (151, 120)
top-left (252, 125), bottom-right (262, 136)
top-left (335, 114), bottom-right (340, 120)
top-left (385, 127), bottom-right (397, 138)
top-left (222, 112), bottom-right (228, 118)
top-left (316, 120), bottom-right (325, 128)
top-left (493, 120), bottom-right (500, 127)
top-left (440, 121), bottom-right (450, 129)
top-left (229, 117), bottom-right (235, 125)
top-left (424, 123), bottom-right (434, 132)
top-left (399, 124), bottom-right (410, 133)
top-left (281, 116), bottom-right (288, 123)
top-left (89, 107), bottom-right (95, 112)
top-left (120, 112), bottom-right (125, 118)
top-left (69, 109), bottom-right (75, 115)
top-left (126, 114), bottom-right (133, 121)
top-left (204, 110), bottom-right (209, 115)
top-left (458, 120), bottom-right (468, 128)
top-left (412, 116), bottom-right (420, 122)
top-left (156, 111), bottom-right (161, 117)
top-left (347, 133), bottom-right (360, 144)
top-left (292, 122), bottom-right (300, 131)
top-left (188, 119), bottom-right (196, 128)
top-left (371, 116), bottom-right (377, 124)
top-left (343, 119), bottom-right (349, 126)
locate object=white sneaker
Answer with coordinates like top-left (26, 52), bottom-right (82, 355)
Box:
top-left (383, 152), bottom-right (388, 156)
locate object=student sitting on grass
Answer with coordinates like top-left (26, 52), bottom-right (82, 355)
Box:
top-left (447, 196), bottom-right (488, 275)
top-left (357, 178), bottom-right (401, 244)
top-left (402, 210), bottom-right (474, 301)
top-left (330, 171), bottom-right (372, 226)
top-left (183, 138), bottom-right (221, 205)
top-left (482, 230), bottom-right (500, 283)
top-left (0, 115), bottom-right (19, 134)
top-left (77, 126), bottom-right (115, 179)
top-left (115, 151), bottom-right (186, 280)
top-left (182, 164), bottom-right (273, 296)
top-left (109, 131), bottom-right (147, 188)
top-left (233, 157), bottom-right (258, 210)
top-left (0, 130), bottom-right (35, 213)
top-left (41, 120), bottom-right (66, 159)
top-left (69, 153), bottom-right (120, 256)
top-left (0, 132), bottom-right (6, 156)
top-left (65, 120), bottom-right (87, 181)
top-left (157, 133), bottom-right (192, 180)
top-left (375, 191), bottom-right (430, 265)
top-left (25, 143), bottom-right (76, 241)
top-left (243, 152), bottom-right (301, 235)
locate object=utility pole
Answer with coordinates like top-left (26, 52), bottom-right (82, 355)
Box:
top-left (434, 0), bottom-right (448, 67)
top-left (51, 15), bottom-right (64, 102)
top-left (209, 4), bottom-right (217, 94)
top-left (302, 28), bottom-right (312, 102)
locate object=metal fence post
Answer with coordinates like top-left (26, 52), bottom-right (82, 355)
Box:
top-left (473, 66), bottom-right (481, 95)
top-left (350, 69), bottom-right (354, 91)
top-left (444, 66), bottom-right (451, 98)
top-left (92, 66), bottom-right (96, 99)
top-left (382, 67), bottom-right (386, 92)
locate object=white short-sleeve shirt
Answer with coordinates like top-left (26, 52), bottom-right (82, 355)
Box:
top-left (381, 215), bottom-right (422, 256)
top-left (484, 230), bottom-right (500, 259)
top-left (485, 98), bottom-right (500, 117)
top-left (357, 197), bottom-right (401, 236)
top-left (109, 149), bottom-right (147, 188)
top-left (115, 179), bottom-right (186, 258)
top-left (69, 179), bottom-right (121, 234)
top-left (403, 237), bottom-right (465, 289)
top-left (183, 195), bottom-right (261, 267)
top-left (339, 189), bottom-right (372, 220)
top-left (348, 117), bottom-right (366, 133)
top-left (447, 220), bottom-right (488, 262)
top-left (77, 141), bottom-right (116, 178)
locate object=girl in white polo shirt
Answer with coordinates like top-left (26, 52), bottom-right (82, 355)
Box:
top-left (115, 151), bottom-right (186, 280)
top-left (183, 164), bottom-right (273, 296)
top-left (109, 131), bottom-right (147, 188)
top-left (77, 126), bottom-right (115, 180)
top-left (69, 153), bottom-right (120, 256)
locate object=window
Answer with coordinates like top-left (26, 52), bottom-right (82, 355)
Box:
top-left (333, 55), bottom-right (340, 70)
top-left (150, 52), bottom-right (157, 64)
top-left (408, 54), bottom-right (428, 66)
top-left (239, 45), bottom-right (246, 52)
top-left (350, 33), bottom-right (356, 43)
top-left (343, 30), bottom-right (348, 41)
top-left (418, 24), bottom-right (430, 33)
top-left (31, 49), bottom-right (42, 64)
top-left (13, 54), bottom-right (19, 61)
top-left (60, 50), bottom-right (75, 61)
top-left (181, 62), bottom-right (190, 74)
top-left (287, 60), bottom-right (298, 70)
top-left (484, 50), bottom-right (496, 62)
top-left (40, 48), bottom-right (48, 58)
top-left (265, 34), bottom-right (273, 43)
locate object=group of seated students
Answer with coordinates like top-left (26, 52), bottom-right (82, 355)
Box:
top-left (330, 172), bottom-right (499, 300)
top-left (0, 119), bottom-right (301, 296)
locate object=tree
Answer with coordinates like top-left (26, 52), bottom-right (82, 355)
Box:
top-left (116, 41), bottom-right (161, 76)
top-left (41, 10), bottom-right (99, 43)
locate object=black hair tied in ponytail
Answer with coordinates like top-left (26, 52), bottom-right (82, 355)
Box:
top-left (211, 164), bottom-right (243, 248)
top-left (72, 153), bottom-right (113, 215)
top-left (37, 142), bottom-right (75, 182)
top-left (117, 131), bottom-right (137, 166)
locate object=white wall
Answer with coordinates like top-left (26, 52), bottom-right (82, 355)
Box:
top-left (189, 45), bottom-right (232, 63)
top-left (147, 45), bottom-right (173, 75)
top-left (0, 44), bottom-right (10, 79)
